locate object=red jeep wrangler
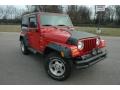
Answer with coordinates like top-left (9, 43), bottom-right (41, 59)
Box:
top-left (20, 12), bottom-right (107, 81)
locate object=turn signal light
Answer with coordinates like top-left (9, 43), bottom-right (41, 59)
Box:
top-left (99, 40), bottom-right (106, 48)
top-left (71, 48), bottom-right (80, 57)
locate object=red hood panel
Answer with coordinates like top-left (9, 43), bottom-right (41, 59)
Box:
top-left (41, 26), bottom-right (97, 44)
top-left (41, 27), bottom-right (71, 43)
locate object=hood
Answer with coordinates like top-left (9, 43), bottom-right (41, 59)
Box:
top-left (42, 26), bottom-right (97, 45)
top-left (65, 29), bottom-right (97, 45)
top-left (67, 30), bottom-right (97, 39)
top-left (42, 27), bottom-right (71, 43)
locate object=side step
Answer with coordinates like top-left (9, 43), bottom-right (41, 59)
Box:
top-left (28, 47), bottom-right (37, 54)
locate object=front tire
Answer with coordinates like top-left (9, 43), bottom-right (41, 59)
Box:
top-left (20, 40), bottom-right (29, 55)
top-left (45, 53), bottom-right (71, 81)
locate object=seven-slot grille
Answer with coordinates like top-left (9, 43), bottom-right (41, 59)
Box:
top-left (82, 38), bottom-right (97, 52)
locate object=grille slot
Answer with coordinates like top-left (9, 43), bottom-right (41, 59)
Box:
top-left (83, 38), bottom-right (96, 52)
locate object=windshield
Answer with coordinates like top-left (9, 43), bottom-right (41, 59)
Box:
top-left (40, 14), bottom-right (73, 26)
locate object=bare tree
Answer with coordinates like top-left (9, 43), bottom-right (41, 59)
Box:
top-left (2, 6), bottom-right (12, 19)
top-left (115, 5), bottom-right (120, 24)
top-left (66, 5), bottom-right (92, 25)
top-left (104, 5), bottom-right (115, 24)
top-left (108, 6), bottom-right (115, 22)
top-left (25, 5), bottom-right (34, 12)
top-left (6, 6), bottom-right (17, 19)
top-left (104, 8), bottom-right (111, 24)
top-left (31, 5), bottom-right (63, 13)
top-left (15, 9), bottom-right (26, 19)
top-left (0, 6), bottom-right (4, 18)
top-left (66, 5), bottom-right (78, 25)
top-left (0, 5), bottom-right (25, 20)
top-left (78, 6), bottom-right (92, 24)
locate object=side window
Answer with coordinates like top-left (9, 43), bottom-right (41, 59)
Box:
top-left (29, 16), bottom-right (37, 28)
top-left (22, 16), bottom-right (28, 27)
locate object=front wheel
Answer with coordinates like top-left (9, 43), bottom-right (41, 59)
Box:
top-left (45, 53), bottom-right (72, 81)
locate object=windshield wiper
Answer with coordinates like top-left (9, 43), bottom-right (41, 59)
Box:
top-left (42, 24), bottom-right (57, 29)
top-left (42, 24), bottom-right (53, 26)
top-left (57, 24), bottom-right (71, 29)
top-left (57, 24), bottom-right (67, 26)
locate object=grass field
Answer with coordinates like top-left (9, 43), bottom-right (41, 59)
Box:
top-left (77, 27), bottom-right (120, 36)
top-left (0, 25), bottom-right (120, 36)
top-left (0, 25), bottom-right (20, 32)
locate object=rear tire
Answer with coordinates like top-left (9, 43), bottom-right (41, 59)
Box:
top-left (20, 40), bottom-right (29, 55)
top-left (44, 52), bottom-right (72, 81)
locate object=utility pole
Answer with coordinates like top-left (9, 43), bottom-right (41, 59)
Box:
top-left (97, 12), bottom-right (101, 34)
top-left (95, 5), bottom-right (105, 34)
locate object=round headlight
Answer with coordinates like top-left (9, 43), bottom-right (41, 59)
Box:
top-left (96, 38), bottom-right (100, 46)
top-left (78, 41), bottom-right (84, 50)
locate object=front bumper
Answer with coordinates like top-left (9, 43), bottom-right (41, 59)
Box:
top-left (73, 48), bottom-right (107, 69)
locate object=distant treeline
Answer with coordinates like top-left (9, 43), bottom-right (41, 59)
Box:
top-left (0, 19), bottom-right (21, 25)
top-left (0, 5), bottom-right (120, 27)
top-left (0, 19), bottom-right (119, 28)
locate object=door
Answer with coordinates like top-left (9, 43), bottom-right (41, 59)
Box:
top-left (28, 15), bottom-right (40, 51)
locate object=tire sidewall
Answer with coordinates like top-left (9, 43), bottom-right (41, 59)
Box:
top-left (45, 53), bottom-right (71, 81)
top-left (20, 40), bottom-right (28, 54)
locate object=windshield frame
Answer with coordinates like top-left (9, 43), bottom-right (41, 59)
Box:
top-left (39, 13), bottom-right (73, 27)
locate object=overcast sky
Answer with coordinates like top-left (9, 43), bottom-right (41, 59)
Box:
top-left (14, 5), bottom-right (26, 9)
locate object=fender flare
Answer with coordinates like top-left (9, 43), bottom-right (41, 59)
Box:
top-left (45, 43), bottom-right (72, 58)
top-left (19, 35), bottom-right (29, 47)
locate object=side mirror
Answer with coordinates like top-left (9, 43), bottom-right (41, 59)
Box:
top-left (29, 22), bottom-right (36, 28)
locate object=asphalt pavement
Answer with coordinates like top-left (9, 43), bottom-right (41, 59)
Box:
top-left (0, 32), bottom-right (120, 85)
